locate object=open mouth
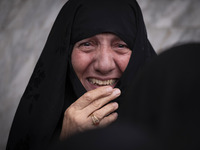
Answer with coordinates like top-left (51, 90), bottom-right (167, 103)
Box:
top-left (88, 78), bottom-right (118, 86)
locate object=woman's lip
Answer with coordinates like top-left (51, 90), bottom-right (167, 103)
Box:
top-left (87, 76), bottom-right (119, 80)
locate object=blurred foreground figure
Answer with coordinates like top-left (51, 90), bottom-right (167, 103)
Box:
top-left (124, 43), bottom-right (200, 150)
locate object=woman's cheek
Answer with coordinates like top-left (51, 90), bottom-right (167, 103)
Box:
top-left (72, 51), bottom-right (93, 77)
top-left (114, 52), bottom-right (132, 72)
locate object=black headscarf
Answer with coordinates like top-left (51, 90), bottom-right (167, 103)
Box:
top-left (6, 0), bottom-right (156, 149)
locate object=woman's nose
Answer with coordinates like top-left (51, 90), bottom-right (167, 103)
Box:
top-left (93, 46), bottom-right (115, 75)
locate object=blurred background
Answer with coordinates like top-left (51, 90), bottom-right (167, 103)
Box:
top-left (0, 0), bottom-right (200, 149)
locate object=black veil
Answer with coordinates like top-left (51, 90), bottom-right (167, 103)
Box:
top-left (7, 0), bottom-right (156, 149)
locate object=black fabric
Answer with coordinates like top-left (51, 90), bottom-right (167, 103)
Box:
top-left (120, 43), bottom-right (200, 149)
top-left (6, 0), bottom-right (156, 150)
top-left (71, 0), bottom-right (137, 49)
top-left (50, 122), bottom-right (155, 150)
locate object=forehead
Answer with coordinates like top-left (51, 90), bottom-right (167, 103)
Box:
top-left (79, 33), bottom-right (125, 42)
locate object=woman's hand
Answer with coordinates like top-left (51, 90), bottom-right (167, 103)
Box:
top-left (60, 86), bottom-right (121, 140)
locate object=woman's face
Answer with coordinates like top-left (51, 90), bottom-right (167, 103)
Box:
top-left (71, 33), bottom-right (132, 91)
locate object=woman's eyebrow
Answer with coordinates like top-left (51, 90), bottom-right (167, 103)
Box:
top-left (112, 37), bottom-right (125, 43)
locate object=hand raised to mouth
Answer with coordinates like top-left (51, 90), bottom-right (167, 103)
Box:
top-left (60, 86), bottom-right (121, 140)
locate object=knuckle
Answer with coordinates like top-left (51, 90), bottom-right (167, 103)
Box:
top-left (64, 107), bottom-right (74, 117)
top-left (83, 92), bottom-right (92, 102)
top-left (92, 100), bottom-right (101, 108)
top-left (73, 115), bottom-right (80, 124)
top-left (93, 112), bottom-right (101, 119)
top-left (71, 102), bottom-right (81, 110)
top-left (65, 108), bottom-right (82, 124)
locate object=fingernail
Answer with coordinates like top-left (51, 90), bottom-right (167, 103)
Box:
top-left (106, 86), bottom-right (113, 92)
top-left (113, 88), bottom-right (121, 96)
top-left (113, 102), bottom-right (119, 109)
top-left (112, 112), bottom-right (118, 118)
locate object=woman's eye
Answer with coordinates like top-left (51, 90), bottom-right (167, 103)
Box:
top-left (83, 42), bottom-right (91, 46)
top-left (77, 41), bottom-right (96, 52)
top-left (115, 43), bottom-right (129, 49)
top-left (79, 42), bottom-right (91, 47)
top-left (113, 43), bottom-right (131, 54)
top-left (118, 44), bottom-right (127, 48)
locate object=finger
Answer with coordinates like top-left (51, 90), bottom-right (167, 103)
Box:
top-left (89, 102), bottom-right (119, 121)
top-left (84, 88), bottom-right (121, 115)
top-left (98, 112), bottom-right (118, 128)
top-left (72, 86), bottom-right (113, 110)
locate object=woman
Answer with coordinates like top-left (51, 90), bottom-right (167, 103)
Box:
top-left (6, 0), bottom-right (156, 149)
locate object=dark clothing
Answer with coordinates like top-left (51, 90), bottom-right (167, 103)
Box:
top-left (6, 0), bottom-right (156, 149)
top-left (50, 122), bottom-right (154, 150)
top-left (122, 43), bottom-right (200, 150)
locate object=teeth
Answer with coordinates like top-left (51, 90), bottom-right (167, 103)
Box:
top-left (88, 78), bottom-right (117, 86)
